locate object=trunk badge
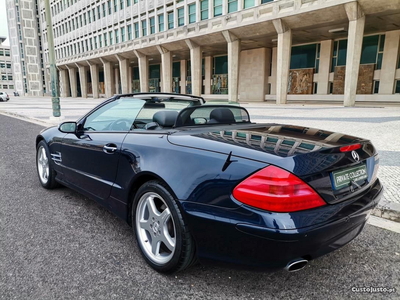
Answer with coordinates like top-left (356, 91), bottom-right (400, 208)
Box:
top-left (351, 151), bottom-right (360, 162)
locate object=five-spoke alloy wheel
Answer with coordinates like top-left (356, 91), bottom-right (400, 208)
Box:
top-left (132, 181), bottom-right (196, 273)
top-left (36, 140), bottom-right (58, 189)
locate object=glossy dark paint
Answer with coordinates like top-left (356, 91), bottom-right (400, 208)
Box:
top-left (36, 107), bottom-right (382, 270)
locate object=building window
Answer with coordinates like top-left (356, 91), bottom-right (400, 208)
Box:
top-left (150, 17), bottom-right (155, 34)
top-left (121, 27), bottom-right (125, 42)
top-left (201, 0), bottom-right (209, 20)
top-left (290, 44), bottom-right (319, 70)
top-left (261, 0), bottom-right (273, 3)
top-left (178, 8), bottom-right (184, 27)
top-left (188, 4), bottom-right (196, 24)
top-left (395, 80), bottom-right (400, 94)
top-left (88, 10), bottom-right (92, 23)
top-left (127, 0), bottom-right (131, 7)
top-left (90, 38), bottom-right (93, 50)
top-left (0, 49), bottom-right (3, 56)
top-left (142, 20), bottom-right (147, 36)
top-left (108, 0), bottom-right (112, 14)
top-left (134, 22), bottom-right (139, 38)
top-left (214, 0), bottom-right (222, 17)
top-left (158, 14), bottom-right (164, 32)
top-left (94, 36), bottom-right (97, 48)
top-left (109, 31), bottom-right (113, 45)
top-left (168, 12), bottom-right (174, 29)
top-left (115, 29), bottom-right (119, 43)
top-left (244, 0), bottom-right (255, 8)
top-left (97, 6), bottom-right (101, 19)
top-left (373, 81), bottom-right (380, 94)
top-left (128, 24), bottom-right (132, 40)
top-left (114, 0), bottom-right (118, 12)
top-left (315, 43), bottom-right (320, 73)
top-left (331, 39), bottom-right (348, 72)
top-left (228, 0), bottom-right (238, 13)
top-left (102, 3), bottom-right (106, 17)
top-left (120, 0), bottom-right (124, 9)
top-left (99, 35), bottom-right (103, 47)
top-left (104, 33), bottom-right (108, 46)
top-left (376, 35), bottom-right (385, 70)
top-left (6, 63), bottom-right (11, 69)
top-left (92, 8), bottom-right (96, 21)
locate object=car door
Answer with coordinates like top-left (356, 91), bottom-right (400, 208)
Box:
top-left (61, 97), bottom-right (145, 202)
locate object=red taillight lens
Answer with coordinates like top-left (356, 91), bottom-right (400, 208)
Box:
top-left (233, 166), bottom-right (326, 213)
top-left (340, 144), bottom-right (361, 152)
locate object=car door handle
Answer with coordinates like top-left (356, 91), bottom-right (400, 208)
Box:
top-left (103, 144), bottom-right (118, 154)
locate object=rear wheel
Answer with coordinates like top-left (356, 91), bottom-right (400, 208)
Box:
top-left (36, 140), bottom-right (58, 189)
top-left (132, 181), bottom-right (196, 273)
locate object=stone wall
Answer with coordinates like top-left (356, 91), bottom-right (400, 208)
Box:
top-left (288, 68), bottom-right (314, 94)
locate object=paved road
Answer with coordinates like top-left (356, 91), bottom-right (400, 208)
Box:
top-left (0, 114), bottom-right (399, 300)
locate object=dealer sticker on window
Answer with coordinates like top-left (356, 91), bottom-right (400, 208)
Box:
top-left (331, 164), bottom-right (368, 190)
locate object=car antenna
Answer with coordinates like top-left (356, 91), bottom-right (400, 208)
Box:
top-left (222, 151), bottom-right (237, 172)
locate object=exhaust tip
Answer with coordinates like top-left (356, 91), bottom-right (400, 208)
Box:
top-left (285, 259), bottom-right (308, 272)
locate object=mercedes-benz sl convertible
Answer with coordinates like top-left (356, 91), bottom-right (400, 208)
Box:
top-left (36, 93), bottom-right (382, 273)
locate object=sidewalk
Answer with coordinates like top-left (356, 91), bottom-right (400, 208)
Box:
top-left (1, 95), bottom-right (400, 222)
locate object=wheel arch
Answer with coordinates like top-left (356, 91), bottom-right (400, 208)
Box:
top-left (36, 135), bottom-right (45, 148)
top-left (126, 171), bottom-right (178, 226)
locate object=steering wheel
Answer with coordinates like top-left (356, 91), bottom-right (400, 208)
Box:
top-left (108, 119), bottom-right (135, 131)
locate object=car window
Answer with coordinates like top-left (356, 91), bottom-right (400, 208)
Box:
top-left (84, 98), bottom-right (145, 131)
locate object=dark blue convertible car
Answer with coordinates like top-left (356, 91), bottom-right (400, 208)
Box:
top-left (36, 93), bottom-right (382, 273)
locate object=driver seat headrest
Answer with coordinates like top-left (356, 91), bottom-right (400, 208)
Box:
top-left (153, 110), bottom-right (179, 128)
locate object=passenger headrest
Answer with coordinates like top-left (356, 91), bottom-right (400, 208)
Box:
top-left (153, 110), bottom-right (179, 127)
top-left (209, 108), bottom-right (236, 124)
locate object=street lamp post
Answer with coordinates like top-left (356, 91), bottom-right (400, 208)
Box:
top-left (44, 0), bottom-right (61, 117)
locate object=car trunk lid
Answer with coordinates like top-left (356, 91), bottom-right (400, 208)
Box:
top-left (168, 123), bottom-right (379, 204)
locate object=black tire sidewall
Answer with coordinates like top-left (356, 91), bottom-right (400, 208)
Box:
top-left (36, 140), bottom-right (56, 189)
top-left (132, 181), bottom-right (186, 273)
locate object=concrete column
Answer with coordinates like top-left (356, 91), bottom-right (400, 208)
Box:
top-left (379, 30), bottom-right (400, 94)
top-left (60, 69), bottom-right (70, 97)
top-left (204, 56), bottom-right (213, 94)
top-left (116, 55), bottom-right (129, 94)
top-left (317, 40), bottom-right (333, 94)
top-left (76, 64), bottom-right (88, 98)
top-left (157, 46), bottom-right (173, 93)
top-left (270, 47), bottom-right (277, 95)
top-left (100, 58), bottom-right (115, 98)
top-left (273, 19), bottom-right (292, 104)
top-left (128, 66), bottom-right (132, 93)
top-left (114, 67), bottom-right (120, 94)
top-left (134, 50), bottom-right (149, 92)
top-left (185, 39), bottom-right (202, 96)
top-left (180, 59), bottom-right (187, 94)
top-left (88, 63), bottom-right (99, 99)
top-left (223, 31), bottom-right (240, 102)
top-left (67, 66), bottom-right (78, 98)
top-left (344, 2), bottom-right (365, 107)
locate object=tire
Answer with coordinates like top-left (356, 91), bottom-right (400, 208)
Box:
top-left (36, 140), bottom-right (59, 189)
top-left (132, 180), bottom-right (196, 273)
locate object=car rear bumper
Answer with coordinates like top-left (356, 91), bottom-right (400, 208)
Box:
top-left (181, 179), bottom-right (382, 270)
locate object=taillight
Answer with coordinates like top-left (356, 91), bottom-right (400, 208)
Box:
top-left (340, 144), bottom-right (361, 152)
top-left (233, 166), bottom-right (326, 213)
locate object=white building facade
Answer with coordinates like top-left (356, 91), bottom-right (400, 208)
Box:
top-left (0, 37), bottom-right (15, 94)
top-left (9, 0), bottom-right (400, 104)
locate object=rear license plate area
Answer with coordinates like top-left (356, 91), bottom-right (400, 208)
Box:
top-left (331, 164), bottom-right (368, 191)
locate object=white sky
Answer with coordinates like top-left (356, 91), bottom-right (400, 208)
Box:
top-left (0, 0), bottom-right (10, 46)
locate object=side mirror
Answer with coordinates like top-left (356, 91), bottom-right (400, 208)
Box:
top-left (59, 121), bottom-right (77, 133)
top-left (193, 117), bottom-right (207, 125)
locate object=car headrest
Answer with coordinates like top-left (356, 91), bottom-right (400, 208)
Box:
top-left (153, 110), bottom-right (179, 127)
top-left (209, 108), bottom-right (236, 124)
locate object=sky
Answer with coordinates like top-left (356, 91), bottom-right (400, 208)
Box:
top-left (0, 0), bottom-right (10, 45)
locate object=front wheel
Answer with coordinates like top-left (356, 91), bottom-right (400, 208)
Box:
top-left (36, 140), bottom-right (59, 189)
top-left (132, 181), bottom-right (196, 273)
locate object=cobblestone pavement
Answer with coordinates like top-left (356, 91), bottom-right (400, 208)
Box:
top-left (1, 96), bottom-right (400, 205)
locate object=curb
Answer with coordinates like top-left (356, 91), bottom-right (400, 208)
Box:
top-left (372, 198), bottom-right (400, 223)
top-left (0, 110), bottom-right (56, 127)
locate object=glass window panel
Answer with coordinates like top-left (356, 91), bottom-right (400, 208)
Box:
top-left (201, 0), bottom-right (208, 20)
top-left (228, 0), bottom-right (237, 12)
top-left (142, 20), bottom-right (147, 36)
top-left (337, 39), bottom-right (348, 66)
top-left (178, 8), bottom-right (184, 26)
top-left (168, 12), bottom-right (174, 29)
top-left (360, 35), bottom-right (379, 65)
top-left (244, 0), bottom-right (255, 9)
top-left (290, 44), bottom-right (317, 69)
top-left (159, 14), bottom-right (164, 32)
top-left (261, 0), bottom-right (273, 3)
top-left (173, 61), bottom-right (181, 78)
top-left (315, 59), bottom-right (319, 73)
top-left (379, 35), bottom-right (385, 52)
top-left (189, 4), bottom-right (196, 24)
top-left (214, 56), bottom-right (228, 74)
top-left (376, 53), bottom-right (383, 70)
top-left (395, 81), bottom-right (400, 94)
top-left (333, 41), bottom-right (338, 57)
top-left (214, 0), bottom-right (222, 16)
top-left (149, 64), bottom-right (160, 79)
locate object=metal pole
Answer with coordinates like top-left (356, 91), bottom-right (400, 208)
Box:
top-left (44, 0), bottom-right (61, 117)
